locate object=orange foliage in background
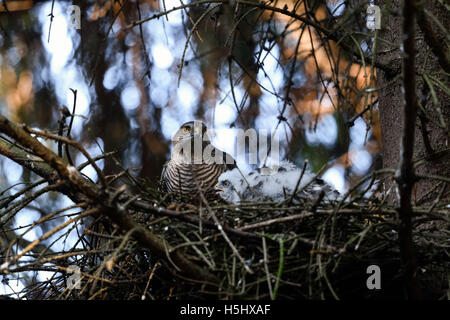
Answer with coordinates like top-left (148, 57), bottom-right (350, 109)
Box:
top-left (90, 0), bottom-right (161, 22)
top-left (1, 67), bottom-right (34, 121)
top-left (0, 0), bottom-right (33, 13)
top-left (262, 0), bottom-right (380, 165)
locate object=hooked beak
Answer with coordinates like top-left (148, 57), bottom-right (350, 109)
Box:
top-left (214, 183), bottom-right (224, 194)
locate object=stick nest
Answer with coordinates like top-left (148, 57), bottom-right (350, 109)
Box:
top-left (3, 177), bottom-right (447, 300)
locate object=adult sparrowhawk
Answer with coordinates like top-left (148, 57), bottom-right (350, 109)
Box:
top-left (160, 121), bottom-right (236, 197)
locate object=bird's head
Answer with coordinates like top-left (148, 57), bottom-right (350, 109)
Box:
top-left (172, 120), bottom-right (211, 163)
top-left (173, 120), bottom-right (210, 144)
top-left (215, 168), bottom-right (243, 203)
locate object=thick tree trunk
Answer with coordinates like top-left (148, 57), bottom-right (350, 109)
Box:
top-left (375, 0), bottom-right (449, 299)
top-left (376, 0), bottom-right (450, 205)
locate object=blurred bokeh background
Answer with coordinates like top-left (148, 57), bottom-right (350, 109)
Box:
top-left (0, 0), bottom-right (380, 295)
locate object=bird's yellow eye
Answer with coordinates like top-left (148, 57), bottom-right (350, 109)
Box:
top-left (181, 126), bottom-right (191, 134)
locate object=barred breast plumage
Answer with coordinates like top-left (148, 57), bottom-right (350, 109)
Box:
top-left (162, 161), bottom-right (228, 195)
top-left (160, 120), bottom-right (236, 197)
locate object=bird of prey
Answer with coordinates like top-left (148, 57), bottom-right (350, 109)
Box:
top-left (160, 121), bottom-right (236, 197)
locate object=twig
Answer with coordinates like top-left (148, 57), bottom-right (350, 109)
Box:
top-left (262, 237), bottom-right (273, 299)
top-left (240, 211), bottom-right (315, 230)
top-left (141, 262), bottom-right (160, 300)
top-left (199, 192), bottom-right (254, 274)
top-left (47, 0), bottom-right (56, 43)
top-left (25, 127), bottom-right (106, 188)
top-left (417, 4), bottom-right (450, 74)
top-left (272, 237), bottom-right (284, 300)
top-left (65, 89), bottom-right (78, 166)
top-left (395, 0), bottom-right (422, 299)
top-left (288, 161), bottom-right (308, 204)
top-left (89, 0), bottom-right (129, 86)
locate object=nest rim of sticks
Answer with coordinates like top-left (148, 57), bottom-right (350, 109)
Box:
top-left (3, 179), bottom-right (447, 300)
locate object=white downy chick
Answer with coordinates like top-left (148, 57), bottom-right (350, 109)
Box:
top-left (216, 160), bottom-right (340, 204)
